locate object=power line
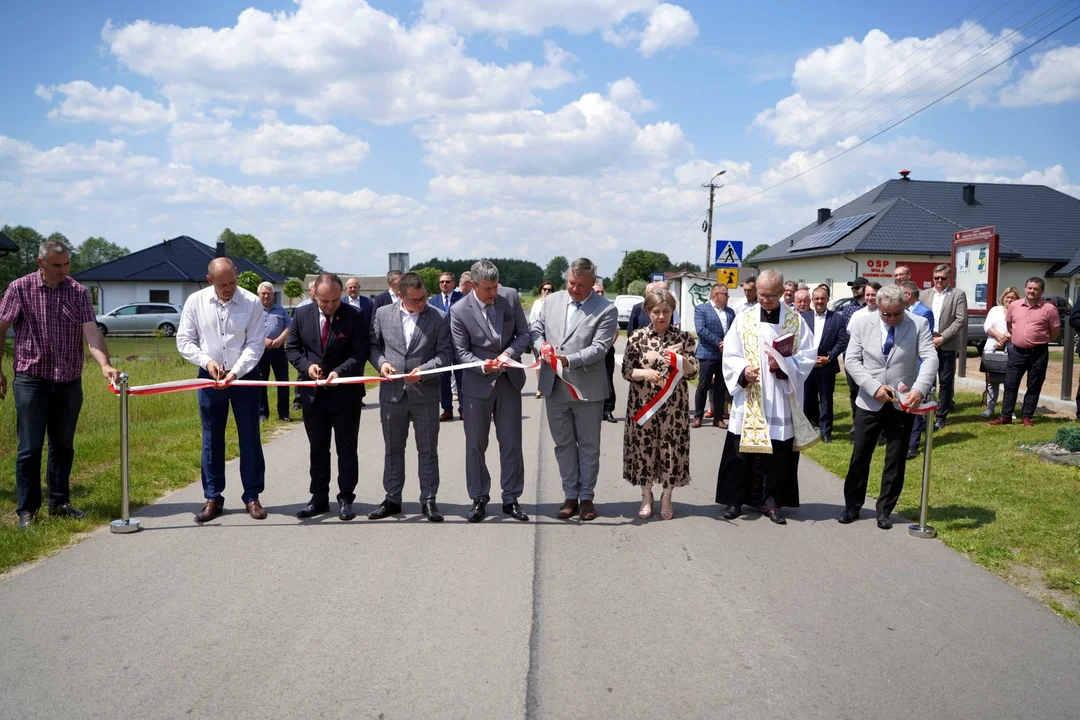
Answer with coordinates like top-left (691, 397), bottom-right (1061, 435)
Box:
top-left (717, 8), bottom-right (1080, 209)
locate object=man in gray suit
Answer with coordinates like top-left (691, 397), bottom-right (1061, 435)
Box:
top-left (532, 258), bottom-right (618, 521)
top-left (450, 261), bottom-right (533, 523)
top-left (920, 263), bottom-right (967, 429)
top-left (369, 272), bottom-right (454, 522)
top-left (841, 285), bottom-right (938, 529)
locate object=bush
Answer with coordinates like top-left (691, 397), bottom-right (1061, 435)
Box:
top-left (1052, 426), bottom-right (1080, 452)
top-left (627, 279), bottom-right (647, 296)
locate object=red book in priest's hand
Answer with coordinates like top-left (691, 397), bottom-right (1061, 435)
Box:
top-left (772, 332), bottom-right (795, 357)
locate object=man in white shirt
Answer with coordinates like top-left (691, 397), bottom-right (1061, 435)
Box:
top-left (176, 258), bottom-right (268, 523)
top-left (729, 276), bottom-right (758, 315)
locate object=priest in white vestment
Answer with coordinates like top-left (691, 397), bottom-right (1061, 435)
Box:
top-left (715, 271), bottom-right (817, 524)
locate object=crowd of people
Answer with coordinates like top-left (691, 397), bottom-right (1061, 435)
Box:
top-left (2, 241), bottom-right (1078, 532)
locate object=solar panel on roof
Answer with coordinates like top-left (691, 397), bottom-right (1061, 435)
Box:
top-left (790, 213), bottom-right (876, 252)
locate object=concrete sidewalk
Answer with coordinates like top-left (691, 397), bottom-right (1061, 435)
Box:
top-left (1, 353), bottom-right (1078, 719)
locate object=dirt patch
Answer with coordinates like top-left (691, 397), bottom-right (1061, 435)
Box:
top-left (1008, 563), bottom-right (1079, 616)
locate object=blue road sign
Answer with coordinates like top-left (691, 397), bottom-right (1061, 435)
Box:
top-left (715, 240), bottom-right (743, 268)
top-left (651, 273), bottom-right (666, 282)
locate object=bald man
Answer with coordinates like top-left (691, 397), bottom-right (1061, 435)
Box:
top-left (177, 258), bottom-right (268, 523)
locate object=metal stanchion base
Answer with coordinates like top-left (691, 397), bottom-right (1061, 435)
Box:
top-left (908, 524), bottom-right (937, 539)
top-left (110, 519), bottom-right (142, 534)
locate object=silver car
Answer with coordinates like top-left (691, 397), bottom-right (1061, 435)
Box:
top-left (613, 294), bottom-right (644, 328)
top-left (95, 303), bottom-right (182, 337)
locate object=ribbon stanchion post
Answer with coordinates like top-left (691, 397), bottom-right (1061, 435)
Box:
top-left (110, 373), bottom-right (142, 535)
top-left (908, 405), bottom-right (937, 540)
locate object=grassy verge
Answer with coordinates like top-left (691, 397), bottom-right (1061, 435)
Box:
top-left (804, 390), bottom-right (1080, 625)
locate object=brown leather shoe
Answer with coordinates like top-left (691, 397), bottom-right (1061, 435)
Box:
top-left (713, 418), bottom-right (728, 429)
top-left (246, 500), bottom-right (267, 520)
top-left (439, 411), bottom-right (453, 422)
top-left (691, 417), bottom-right (702, 428)
top-left (579, 500), bottom-right (598, 521)
top-left (194, 500), bottom-right (223, 523)
top-left (987, 416), bottom-right (1012, 426)
top-left (556, 499), bottom-right (579, 519)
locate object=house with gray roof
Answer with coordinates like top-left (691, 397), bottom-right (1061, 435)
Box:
top-left (749, 171), bottom-right (1080, 305)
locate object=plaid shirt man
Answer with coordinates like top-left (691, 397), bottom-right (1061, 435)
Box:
top-left (0, 271), bottom-right (96, 382)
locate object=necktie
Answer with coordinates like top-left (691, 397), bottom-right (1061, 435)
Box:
top-left (485, 304), bottom-right (499, 338)
top-left (569, 301), bottom-right (582, 326)
top-left (883, 324), bottom-right (895, 357)
top-left (321, 314), bottom-right (331, 348)
top-left (444, 294), bottom-right (451, 311)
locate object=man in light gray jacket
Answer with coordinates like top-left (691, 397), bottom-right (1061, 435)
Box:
top-left (841, 285), bottom-right (938, 530)
top-left (532, 258), bottom-right (619, 521)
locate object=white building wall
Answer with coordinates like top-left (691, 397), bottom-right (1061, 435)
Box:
top-left (90, 280), bottom-right (283, 312)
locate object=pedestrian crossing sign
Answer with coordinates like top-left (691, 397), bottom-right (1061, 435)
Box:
top-left (715, 240), bottom-right (743, 268)
top-left (717, 268), bottom-right (739, 288)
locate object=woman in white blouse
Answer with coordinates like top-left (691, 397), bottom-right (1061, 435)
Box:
top-left (982, 286), bottom-right (1020, 417)
top-left (529, 282), bottom-right (556, 398)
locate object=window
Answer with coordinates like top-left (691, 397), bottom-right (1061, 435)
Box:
top-left (274, 291), bottom-right (282, 306)
top-left (114, 306), bottom-right (137, 316)
top-left (149, 290), bottom-right (170, 303)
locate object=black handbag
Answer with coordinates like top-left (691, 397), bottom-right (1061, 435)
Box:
top-left (979, 350), bottom-right (1008, 375)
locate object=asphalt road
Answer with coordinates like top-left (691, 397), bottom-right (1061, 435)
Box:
top-left (1, 350), bottom-right (1078, 719)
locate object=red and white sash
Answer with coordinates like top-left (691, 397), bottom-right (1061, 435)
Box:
top-left (633, 351), bottom-right (684, 426)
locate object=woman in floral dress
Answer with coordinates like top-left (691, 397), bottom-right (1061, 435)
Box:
top-left (622, 289), bottom-right (699, 519)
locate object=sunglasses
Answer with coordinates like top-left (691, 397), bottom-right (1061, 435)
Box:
top-left (541, 287), bottom-right (553, 293)
top-left (439, 279), bottom-right (454, 284)
top-left (933, 276), bottom-right (948, 281)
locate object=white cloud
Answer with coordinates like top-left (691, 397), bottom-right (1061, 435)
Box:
top-left (35, 81), bottom-right (175, 134)
top-left (168, 116), bottom-right (370, 175)
top-left (754, 24), bottom-right (1024, 147)
top-left (101, 0), bottom-right (580, 124)
top-left (607, 77), bottom-right (656, 113)
top-left (1000, 45), bottom-right (1080, 106)
top-left (421, 0), bottom-right (696, 56)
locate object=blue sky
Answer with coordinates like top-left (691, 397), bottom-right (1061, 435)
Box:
top-left (1, 0), bottom-right (1077, 277)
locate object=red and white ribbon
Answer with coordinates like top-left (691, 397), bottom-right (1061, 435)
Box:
top-left (633, 351), bottom-right (683, 426)
top-left (109, 357), bottom-right (543, 397)
top-left (540, 343), bottom-right (586, 401)
top-left (897, 383), bottom-right (938, 415)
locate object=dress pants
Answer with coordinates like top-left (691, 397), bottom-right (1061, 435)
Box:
top-left (302, 399), bottom-right (362, 504)
top-left (844, 403), bottom-right (916, 515)
top-left (603, 346), bottom-right (617, 415)
top-left (13, 375), bottom-right (82, 515)
top-left (1000, 344), bottom-right (1049, 420)
top-left (803, 371), bottom-right (835, 436)
top-left (546, 379), bottom-right (604, 501)
top-left (935, 349), bottom-right (956, 420)
top-left (845, 369), bottom-right (859, 421)
top-left (463, 374), bottom-right (524, 504)
top-left (257, 347), bottom-right (291, 420)
top-left (380, 397), bottom-right (440, 504)
top-left (693, 357), bottom-right (726, 420)
top-left (440, 370), bottom-right (464, 414)
top-left (197, 368), bottom-right (265, 504)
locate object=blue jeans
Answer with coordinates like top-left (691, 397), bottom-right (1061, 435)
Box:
top-left (197, 369), bottom-right (265, 504)
top-left (13, 374), bottom-right (83, 515)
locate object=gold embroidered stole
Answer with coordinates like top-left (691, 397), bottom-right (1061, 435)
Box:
top-left (738, 307), bottom-right (802, 455)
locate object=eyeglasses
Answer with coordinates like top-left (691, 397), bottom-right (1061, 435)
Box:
top-left (880, 309), bottom-right (905, 318)
top-left (758, 292), bottom-right (780, 301)
top-left (541, 287), bottom-right (553, 293)
top-left (933, 276), bottom-right (948, 281)
top-left (438, 279), bottom-right (454, 284)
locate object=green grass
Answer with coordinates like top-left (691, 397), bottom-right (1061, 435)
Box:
top-left (0, 337), bottom-right (314, 572)
top-left (805, 391), bottom-right (1080, 625)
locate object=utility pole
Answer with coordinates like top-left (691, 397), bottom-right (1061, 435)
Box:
top-left (702, 170), bottom-right (726, 273)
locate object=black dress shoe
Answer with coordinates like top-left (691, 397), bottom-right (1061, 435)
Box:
top-left (821, 433), bottom-right (832, 444)
top-left (838, 510), bottom-right (857, 524)
top-left (604, 411), bottom-right (617, 423)
top-left (296, 502), bottom-right (330, 519)
top-left (876, 434), bottom-right (886, 447)
top-left (367, 501), bottom-right (402, 520)
top-left (721, 504), bottom-right (742, 520)
top-left (422, 500), bottom-right (444, 522)
top-left (765, 509), bottom-right (787, 525)
top-left (17, 512), bottom-right (35, 531)
top-left (49, 503), bottom-right (86, 519)
top-left (934, 418), bottom-right (946, 431)
top-left (339, 502), bottom-right (356, 521)
top-left (503, 502), bottom-right (529, 521)
top-left (467, 499), bottom-right (487, 523)
top-left (906, 446), bottom-right (918, 461)
top-left (877, 513), bottom-right (893, 530)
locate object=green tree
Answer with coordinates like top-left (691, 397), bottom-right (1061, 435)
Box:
top-left (670, 260), bottom-right (702, 273)
top-left (236, 270), bottom-right (262, 294)
top-left (543, 255), bottom-right (569, 288)
top-left (627, 279), bottom-right (648, 296)
top-left (409, 257), bottom-right (544, 291)
top-left (743, 243), bottom-right (771, 267)
top-left (284, 278), bottom-right (304, 303)
top-left (268, 248), bottom-right (321, 278)
top-left (47, 231), bottom-right (71, 249)
top-left (0, 225), bottom-right (46, 298)
top-left (219, 228), bottom-right (269, 266)
top-left (72, 236), bottom-right (130, 273)
top-left (414, 266), bottom-right (443, 295)
top-left (612, 250), bottom-right (671, 293)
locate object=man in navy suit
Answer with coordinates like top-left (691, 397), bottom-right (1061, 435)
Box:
top-left (692, 283), bottom-right (735, 428)
top-left (371, 270), bottom-right (403, 315)
top-left (430, 271), bottom-right (464, 421)
top-left (802, 285), bottom-right (847, 443)
top-left (343, 276), bottom-right (374, 317)
top-left (286, 273), bottom-right (370, 521)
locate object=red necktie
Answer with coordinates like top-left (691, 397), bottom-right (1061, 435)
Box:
top-left (320, 314), bottom-right (331, 347)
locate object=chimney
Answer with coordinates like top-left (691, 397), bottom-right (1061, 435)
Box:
top-left (216, 241), bottom-right (226, 258)
top-left (817, 207), bottom-right (832, 225)
top-left (899, 169), bottom-right (911, 181)
top-left (963, 184), bottom-right (976, 206)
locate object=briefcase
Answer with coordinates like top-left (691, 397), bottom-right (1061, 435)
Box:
top-left (979, 350), bottom-right (1008, 375)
